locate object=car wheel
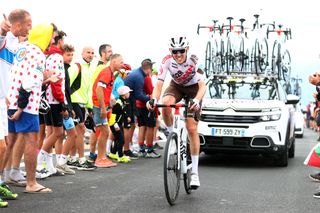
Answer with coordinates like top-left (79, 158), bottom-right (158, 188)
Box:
top-left (274, 149), bottom-right (288, 167)
top-left (288, 139), bottom-right (295, 158)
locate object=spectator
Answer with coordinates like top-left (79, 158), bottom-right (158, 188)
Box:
top-left (124, 59), bottom-right (160, 158)
top-left (67, 47), bottom-right (96, 170)
top-left (108, 85), bottom-right (132, 163)
top-left (91, 53), bottom-right (124, 167)
top-left (7, 23), bottom-right (55, 193)
top-left (0, 9), bottom-right (32, 204)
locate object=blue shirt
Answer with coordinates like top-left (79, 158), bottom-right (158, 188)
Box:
top-left (112, 75), bottom-right (124, 100)
top-left (124, 67), bottom-right (150, 102)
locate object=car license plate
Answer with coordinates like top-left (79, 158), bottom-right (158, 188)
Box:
top-left (211, 128), bottom-right (245, 137)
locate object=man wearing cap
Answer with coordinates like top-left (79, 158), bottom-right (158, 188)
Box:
top-left (124, 59), bottom-right (160, 158)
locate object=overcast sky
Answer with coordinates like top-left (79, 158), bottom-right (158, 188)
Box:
top-left (1, 0), bottom-right (320, 105)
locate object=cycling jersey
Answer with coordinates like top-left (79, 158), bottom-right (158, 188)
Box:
top-left (157, 54), bottom-right (202, 86)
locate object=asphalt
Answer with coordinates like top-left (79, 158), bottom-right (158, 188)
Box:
top-left (2, 128), bottom-right (320, 213)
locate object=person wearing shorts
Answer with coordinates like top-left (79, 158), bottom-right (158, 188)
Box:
top-left (67, 46), bottom-right (96, 170)
top-left (37, 29), bottom-right (69, 176)
top-left (0, 10), bottom-right (32, 201)
top-left (91, 54), bottom-right (124, 168)
top-left (6, 23), bottom-right (55, 193)
top-left (147, 36), bottom-right (206, 190)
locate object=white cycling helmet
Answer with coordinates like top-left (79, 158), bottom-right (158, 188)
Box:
top-left (168, 36), bottom-right (189, 50)
top-left (39, 93), bottom-right (50, 114)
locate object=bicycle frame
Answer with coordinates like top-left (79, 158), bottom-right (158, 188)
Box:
top-left (156, 101), bottom-right (193, 205)
top-left (157, 103), bottom-right (190, 174)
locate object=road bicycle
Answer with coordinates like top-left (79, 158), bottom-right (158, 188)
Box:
top-left (250, 14), bottom-right (271, 75)
top-left (223, 17), bottom-right (250, 74)
top-left (197, 20), bottom-right (224, 77)
top-left (151, 99), bottom-right (193, 205)
top-left (267, 24), bottom-right (292, 81)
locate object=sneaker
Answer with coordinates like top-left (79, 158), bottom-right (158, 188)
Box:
top-left (108, 153), bottom-right (119, 161)
top-left (56, 164), bottom-right (76, 175)
top-left (153, 142), bottom-right (163, 150)
top-left (7, 178), bottom-right (26, 187)
top-left (36, 168), bottom-right (51, 179)
top-left (9, 169), bottom-right (26, 187)
top-left (95, 157), bottom-right (117, 168)
top-left (0, 198), bottom-right (8, 208)
top-left (77, 160), bottom-right (97, 171)
top-left (190, 173), bottom-right (200, 190)
top-left (146, 150), bottom-right (161, 158)
top-left (49, 168), bottom-right (65, 177)
top-left (313, 191), bottom-right (320, 198)
top-left (0, 184), bottom-right (18, 200)
top-left (67, 160), bottom-right (80, 169)
top-left (309, 173), bottom-right (320, 182)
top-left (124, 150), bottom-right (139, 160)
top-left (118, 156), bottom-right (131, 163)
top-left (137, 150), bottom-right (147, 158)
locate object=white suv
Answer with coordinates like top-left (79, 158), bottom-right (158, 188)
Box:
top-left (198, 75), bottom-right (300, 166)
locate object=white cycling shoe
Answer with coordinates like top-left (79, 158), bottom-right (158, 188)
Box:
top-left (190, 173), bottom-right (200, 190)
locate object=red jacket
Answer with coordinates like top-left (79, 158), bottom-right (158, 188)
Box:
top-left (136, 75), bottom-right (153, 108)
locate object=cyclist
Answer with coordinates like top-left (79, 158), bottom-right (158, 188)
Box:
top-left (147, 36), bottom-right (206, 189)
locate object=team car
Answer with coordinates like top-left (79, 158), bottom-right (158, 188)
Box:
top-left (198, 75), bottom-right (300, 166)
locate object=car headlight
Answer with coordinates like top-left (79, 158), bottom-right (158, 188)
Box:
top-left (260, 114), bottom-right (281, 121)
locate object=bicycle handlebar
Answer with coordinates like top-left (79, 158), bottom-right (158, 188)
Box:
top-left (154, 103), bottom-right (189, 108)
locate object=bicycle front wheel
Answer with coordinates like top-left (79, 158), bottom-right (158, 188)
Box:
top-left (164, 132), bottom-right (181, 205)
top-left (183, 138), bottom-right (192, 194)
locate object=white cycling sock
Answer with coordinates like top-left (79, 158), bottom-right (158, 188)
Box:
top-left (191, 155), bottom-right (199, 175)
top-left (56, 154), bottom-right (61, 165)
top-left (106, 139), bottom-right (112, 154)
top-left (58, 154), bottom-right (67, 166)
top-left (46, 154), bottom-right (57, 174)
top-left (37, 149), bottom-right (48, 170)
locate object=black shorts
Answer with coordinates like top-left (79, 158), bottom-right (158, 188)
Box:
top-left (163, 80), bottom-right (201, 121)
top-left (72, 103), bottom-right (86, 124)
top-left (136, 107), bottom-right (156, 127)
top-left (44, 104), bottom-right (63, 127)
top-left (39, 113), bottom-right (45, 125)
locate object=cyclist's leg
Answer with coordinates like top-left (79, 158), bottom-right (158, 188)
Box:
top-left (184, 84), bottom-right (201, 188)
top-left (162, 81), bottom-right (183, 132)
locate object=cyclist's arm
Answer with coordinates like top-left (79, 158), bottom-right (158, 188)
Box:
top-left (194, 79), bottom-right (206, 101)
top-left (152, 80), bottom-right (164, 101)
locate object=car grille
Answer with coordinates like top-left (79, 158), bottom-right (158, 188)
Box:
top-left (200, 114), bottom-right (260, 123)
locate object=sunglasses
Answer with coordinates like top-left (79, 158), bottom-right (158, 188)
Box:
top-left (172, 49), bottom-right (186, 54)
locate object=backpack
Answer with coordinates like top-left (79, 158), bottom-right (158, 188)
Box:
top-left (70, 63), bottom-right (82, 95)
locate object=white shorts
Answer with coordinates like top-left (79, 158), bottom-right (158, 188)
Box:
top-left (0, 98), bottom-right (8, 140)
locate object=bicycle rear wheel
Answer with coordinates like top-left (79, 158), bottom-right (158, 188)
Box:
top-left (164, 132), bottom-right (180, 205)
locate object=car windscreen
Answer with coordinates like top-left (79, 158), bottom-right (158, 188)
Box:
top-left (205, 78), bottom-right (280, 100)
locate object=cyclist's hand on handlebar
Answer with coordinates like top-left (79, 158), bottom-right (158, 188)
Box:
top-left (146, 98), bottom-right (157, 111)
top-left (189, 98), bottom-right (200, 111)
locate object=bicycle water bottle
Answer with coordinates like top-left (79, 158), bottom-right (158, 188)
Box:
top-left (63, 117), bottom-right (75, 130)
